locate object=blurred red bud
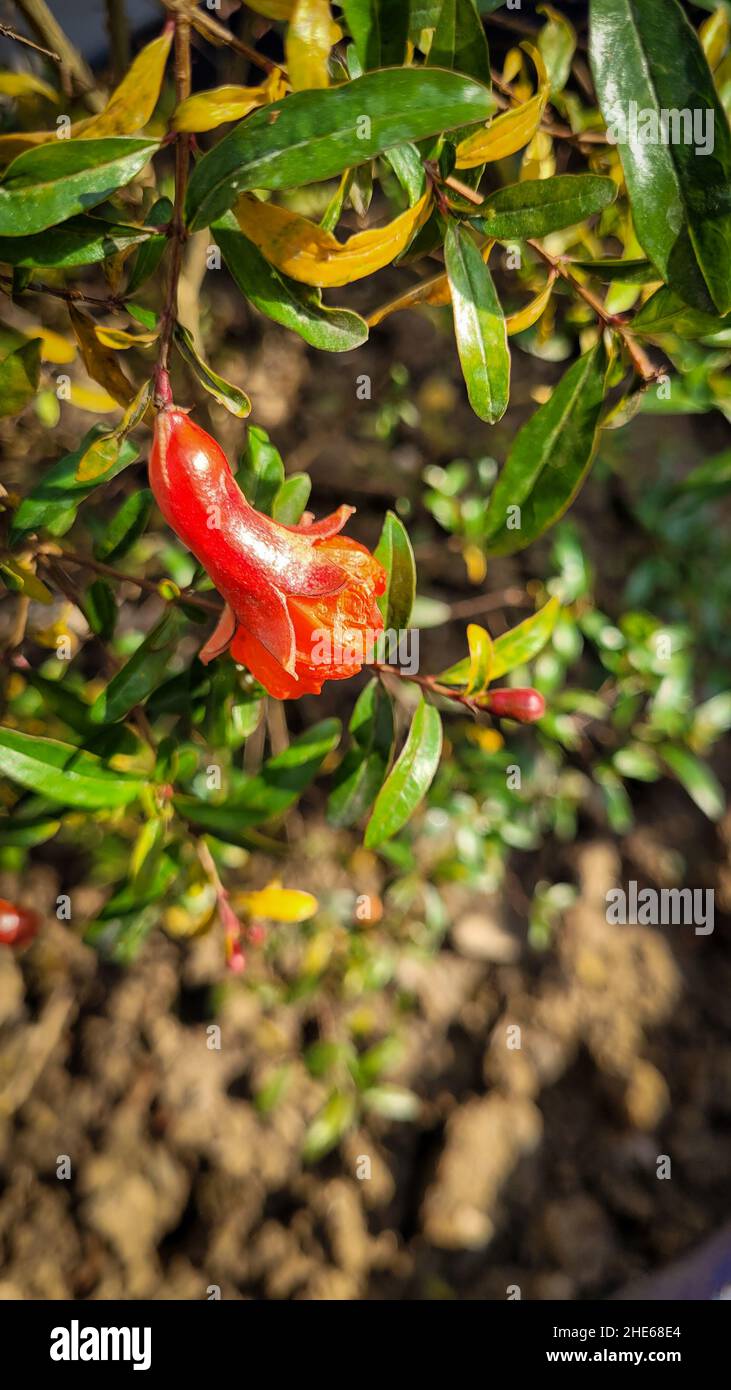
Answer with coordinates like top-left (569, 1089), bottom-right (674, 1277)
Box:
top-left (0, 898), bottom-right (40, 947)
top-left (482, 687), bottom-right (545, 723)
top-left (247, 922), bottom-right (267, 947)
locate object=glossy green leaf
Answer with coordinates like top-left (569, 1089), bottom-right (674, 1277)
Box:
top-left (444, 221), bottom-right (509, 422)
top-left (341, 0), bottom-right (410, 68)
top-left (0, 726), bottom-right (145, 809)
top-left (90, 607), bottom-right (187, 724)
top-left (382, 142), bottom-right (426, 204)
top-left (84, 578), bottom-right (117, 640)
top-left (568, 256), bottom-right (656, 284)
top-left (215, 215), bottom-right (369, 352)
top-left (185, 69), bottom-right (494, 229)
top-left (374, 510), bottom-right (416, 630)
top-left (328, 678), bottom-right (395, 827)
top-left (0, 338), bottom-right (40, 417)
top-left (174, 719), bottom-right (342, 839)
top-left (239, 425), bottom-right (285, 514)
top-left (631, 286), bottom-right (731, 340)
top-left (484, 340), bottom-right (609, 554)
top-left (0, 214), bottom-right (150, 268)
top-left (26, 671), bottom-right (91, 734)
top-left (365, 698), bottom-right (442, 847)
top-left (472, 173), bottom-right (616, 240)
top-left (272, 473), bottom-right (311, 524)
top-left (125, 195), bottom-right (172, 294)
top-left (427, 0), bottom-right (490, 84)
top-left (439, 596), bottom-right (559, 684)
top-left (660, 744), bottom-right (724, 820)
top-left (173, 322), bottom-right (251, 417)
top-left (10, 427), bottom-right (140, 543)
top-left (0, 138), bottom-right (158, 236)
top-left (590, 0), bottom-right (731, 313)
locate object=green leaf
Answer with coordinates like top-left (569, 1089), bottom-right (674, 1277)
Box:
top-left (173, 322), bottom-right (251, 417)
top-left (0, 214), bottom-right (151, 268)
top-left (125, 195), bottom-right (172, 294)
top-left (342, 0), bottom-right (410, 68)
top-left (215, 216), bottom-right (369, 352)
top-left (365, 698), bottom-right (442, 848)
top-left (484, 340), bottom-right (608, 554)
top-left (537, 2), bottom-right (576, 95)
top-left (175, 719), bottom-right (342, 839)
top-left (0, 816), bottom-right (61, 848)
top-left (438, 596), bottom-right (560, 684)
top-left (0, 138), bottom-right (158, 236)
top-left (660, 744), bottom-right (724, 820)
top-left (90, 607), bottom-right (187, 724)
top-left (0, 338), bottom-right (40, 417)
top-left (374, 510), bottom-right (416, 629)
top-left (590, 0), bottom-right (731, 313)
top-left (302, 1090), bottom-right (356, 1163)
top-left (10, 427), bottom-right (140, 543)
top-left (84, 578), bottom-right (117, 640)
top-left (0, 726), bottom-right (145, 809)
top-left (272, 473), bottom-right (311, 524)
top-left (25, 671), bottom-right (91, 733)
top-left (472, 173), bottom-right (616, 240)
top-left (427, 0), bottom-right (490, 84)
top-left (444, 221), bottom-right (509, 422)
top-left (93, 489), bottom-right (153, 562)
top-left (328, 678), bottom-right (395, 827)
top-left (239, 425), bottom-right (285, 514)
top-left (568, 256), bottom-right (656, 284)
top-left (381, 142), bottom-right (426, 204)
top-left (185, 69), bottom-right (494, 229)
top-left (631, 286), bottom-right (731, 341)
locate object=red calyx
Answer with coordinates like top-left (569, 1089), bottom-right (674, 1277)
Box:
top-left (482, 687), bottom-right (546, 723)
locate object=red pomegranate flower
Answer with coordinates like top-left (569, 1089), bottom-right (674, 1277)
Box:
top-left (149, 407), bottom-right (386, 699)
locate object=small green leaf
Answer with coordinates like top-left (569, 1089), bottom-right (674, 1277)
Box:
top-left (342, 0), bottom-right (410, 68)
top-left (239, 425), bottom-right (285, 514)
top-left (365, 698), bottom-right (442, 848)
top-left (472, 173), bottom-right (616, 240)
top-left (374, 510), bottom-right (416, 630)
top-left (328, 678), bottom-right (395, 827)
top-left (173, 322), bottom-right (251, 417)
top-left (272, 473), bottom-right (312, 524)
top-left (660, 744), bottom-right (725, 820)
top-left (427, 0), bottom-right (491, 83)
top-left (93, 488), bottom-right (153, 562)
top-left (10, 427), bottom-right (140, 543)
top-left (439, 596), bottom-right (559, 684)
top-left (444, 221), bottom-right (509, 423)
top-left (126, 195), bottom-right (172, 294)
top-left (84, 578), bottom-right (117, 640)
top-left (90, 607), bottom-right (187, 724)
top-left (0, 338), bottom-right (40, 417)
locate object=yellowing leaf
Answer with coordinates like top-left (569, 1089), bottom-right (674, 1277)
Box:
top-left (506, 274), bottom-right (556, 336)
top-left (0, 71), bottom-right (57, 102)
top-left (0, 557), bottom-right (53, 603)
top-left (247, 0), bottom-right (295, 17)
top-left (69, 304), bottom-right (136, 408)
top-left (0, 130), bottom-right (50, 164)
top-left (368, 240), bottom-right (494, 327)
top-left (464, 624), bottom-right (493, 694)
top-left (286, 0), bottom-right (340, 91)
top-left (171, 74), bottom-right (286, 132)
top-left (463, 545), bottom-right (487, 586)
top-left (28, 327), bottom-right (76, 364)
top-left (234, 190), bottom-right (431, 287)
top-left (78, 32), bottom-right (173, 137)
top-left (236, 881), bottom-right (318, 922)
top-left (456, 89), bottom-right (548, 167)
top-left (94, 325), bottom-right (158, 350)
top-left (701, 7), bottom-right (730, 70)
top-left (68, 382), bottom-right (119, 413)
top-left (74, 432), bottom-right (120, 483)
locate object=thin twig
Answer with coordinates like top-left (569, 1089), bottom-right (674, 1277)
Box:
top-left (161, 0), bottom-right (285, 76)
top-left (36, 545), bottom-right (220, 614)
top-left (0, 19), bottom-right (59, 61)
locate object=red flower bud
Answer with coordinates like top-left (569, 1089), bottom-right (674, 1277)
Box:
top-left (149, 408), bottom-right (386, 699)
top-left (0, 898), bottom-right (40, 947)
top-left (482, 687), bottom-right (546, 723)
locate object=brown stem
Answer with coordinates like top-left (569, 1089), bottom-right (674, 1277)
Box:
top-left (371, 662), bottom-right (483, 715)
top-left (105, 0), bottom-right (130, 85)
top-left (155, 11), bottom-right (192, 406)
top-left (162, 0), bottom-right (285, 76)
top-left (526, 239), bottom-right (661, 383)
top-left (0, 276), bottom-right (127, 310)
top-left (0, 20), bottom-right (60, 61)
top-left (36, 545), bottom-right (220, 614)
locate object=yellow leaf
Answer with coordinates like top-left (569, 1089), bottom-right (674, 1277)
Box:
top-left (701, 7), bottom-right (730, 70)
top-left (171, 77), bottom-right (285, 133)
top-left (77, 32), bottom-right (173, 137)
top-left (286, 0), bottom-right (340, 91)
top-left (367, 240), bottom-right (494, 327)
top-left (235, 190), bottom-right (431, 287)
top-left (464, 623), bottom-right (493, 693)
top-left (68, 304), bottom-right (135, 408)
top-left (27, 327), bottom-right (76, 364)
top-left (457, 42), bottom-right (549, 169)
top-left (247, 0), bottom-right (295, 17)
top-left (236, 881), bottom-right (318, 923)
top-left (0, 130), bottom-right (52, 163)
top-left (466, 724), bottom-right (504, 753)
top-left (506, 275), bottom-right (555, 336)
top-left (94, 325), bottom-right (158, 350)
top-left (68, 382), bottom-right (119, 413)
top-left (0, 557), bottom-right (53, 603)
top-left (463, 545), bottom-right (487, 587)
top-left (0, 71), bottom-right (58, 102)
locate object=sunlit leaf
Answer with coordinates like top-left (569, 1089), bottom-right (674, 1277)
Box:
top-left (173, 322), bottom-right (251, 417)
top-left (365, 698), bottom-right (442, 848)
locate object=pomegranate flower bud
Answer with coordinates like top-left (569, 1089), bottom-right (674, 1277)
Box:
top-left (0, 898), bottom-right (39, 947)
top-left (481, 687), bottom-right (546, 723)
top-left (149, 408), bottom-right (386, 699)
